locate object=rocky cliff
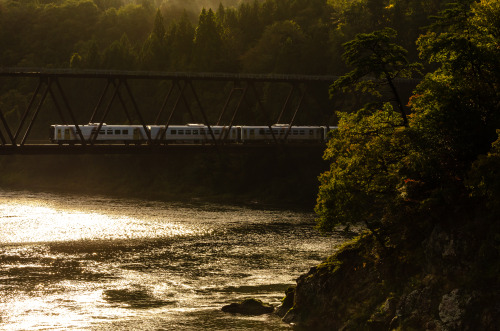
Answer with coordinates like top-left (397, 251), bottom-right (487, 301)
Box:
top-left (277, 220), bottom-right (499, 330)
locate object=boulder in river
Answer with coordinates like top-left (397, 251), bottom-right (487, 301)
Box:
top-left (222, 298), bottom-right (274, 315)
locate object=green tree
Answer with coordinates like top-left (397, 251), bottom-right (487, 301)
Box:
top-left (69, 52), bottom-right (83, 68)
top-left (100, 3), bottom-right (154, 46)
top-left (101, 33), bottom-right (137, 69)
top-left (406, 0), bottom-right (500, 195)
top-left (216, 4), bottom-right (243, 72)
top-left (316, 0), bottom-right (500, 240)
top-left (85, 39), bottom-right (101, 69)
top-left (140, 9), bottom-right (168, 70)
top-left (237, 0), bottom-right (263, 47)
top-left (241, 20), bottom-right (307, 74)
top-left (331, 27), bottom-right (422, 126)
top-left (165, 11), bottom-right (195, 71)
top-left (152, 8), bottom-right (166, 39)
top-left (192, 8), bottom-right (223, 71)
top-left (315, 104), bottom-right (408, 239)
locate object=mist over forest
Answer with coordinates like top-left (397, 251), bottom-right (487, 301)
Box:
top-left (0, 0), bottom-right (445, 73)
top-left (115, 0), bottom-right (245, 22)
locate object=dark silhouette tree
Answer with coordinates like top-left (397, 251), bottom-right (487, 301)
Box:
top-left (192, 8), bottom-right (223, 71)
top-left (102, 34), bottom-right (137, 70)
top-left (165, 11), bottom-right (195, 71)
top-left (141, 9), bottom-right (168, 70)
top-left (330, 28), bottom-right (422, 127)
top-left (241, 20), bottom-right (307, 74)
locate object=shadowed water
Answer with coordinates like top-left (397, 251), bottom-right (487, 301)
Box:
top-left (0, 190), bottom-right (346, 330)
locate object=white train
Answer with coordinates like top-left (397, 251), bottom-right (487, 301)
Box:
top-left (49, 123), bottom-right (336, 144)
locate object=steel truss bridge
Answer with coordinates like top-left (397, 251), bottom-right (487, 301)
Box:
top-left (0, 68), bottom-right (341, 155)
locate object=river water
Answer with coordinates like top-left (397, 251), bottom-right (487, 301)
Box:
top-left (0, 190), bottom-right (347, 330)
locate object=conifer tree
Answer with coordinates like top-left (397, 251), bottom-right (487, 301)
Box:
top-left (193, 8), bottom-right (223, 71)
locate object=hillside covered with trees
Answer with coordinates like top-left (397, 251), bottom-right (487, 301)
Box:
top-left (1, 0), bottom-right (448, 73)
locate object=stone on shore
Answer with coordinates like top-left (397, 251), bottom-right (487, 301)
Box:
top-left (222, 298), bottom-right (274, 315)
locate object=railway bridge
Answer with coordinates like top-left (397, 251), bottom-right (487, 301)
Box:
top-left (0, 68), bottom-right (342, 154)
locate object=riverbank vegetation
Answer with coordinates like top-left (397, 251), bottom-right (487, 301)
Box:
top-left (279, 0), bottom-right (500, 329)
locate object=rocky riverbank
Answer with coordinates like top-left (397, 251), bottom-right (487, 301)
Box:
top-left (276, 219), bottom-right (499, 330)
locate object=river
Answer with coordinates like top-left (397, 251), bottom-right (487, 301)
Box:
top-left (0, 190), bottom-right (347, 330)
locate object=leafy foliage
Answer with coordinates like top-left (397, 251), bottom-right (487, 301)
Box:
top-left (331, 27), bottom-right (422, 126)
top-left (316, 0), bottom-right (500, 245)
top-left (241, 20), bottom-right (307, 74)
top-left (467, 132), bottom-right (500, 217)
top-left (315, 104), bottom-right (407, 235)
top-left (192, 8), bottom-right (223, 71)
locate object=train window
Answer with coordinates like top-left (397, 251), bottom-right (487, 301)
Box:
top-left (64, 129), bottom-right (69, 134)
top-left (185, 130), bottom-right (191, 134)
top-left (99, 130), bottom-right (105, 134)
top-left (273, 129), bottom-right (278, 134)
top-left (214, 130), bottom-right (220, 134)
top-left (192, 130), bottom-right (198, 135)
top-left (178, 130), bottom-right (184, 135)
top-left (123, 130), bottom-right (128, 135)
top-left (293, 130), bottom-right (298, 135)
top-left (115, 130), bottom-right (120, 134)
top-left (299, 130), bottom-right (305, 135)
top-left (107, 130), bottom-right (113, 134)
top-left (249, 129), bottom-right (255, 135)
top-left (200, 129), bottom-right (205, 134)
top-left (259, 129), bottom-right (265, 135)
top-left (309, 130), bottom-right (313, 135)
top-left (171, 130), bottom-right (176, 134)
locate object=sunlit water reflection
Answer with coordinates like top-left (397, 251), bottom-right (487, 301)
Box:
top-left (0, 190), bottom-right (347, 330)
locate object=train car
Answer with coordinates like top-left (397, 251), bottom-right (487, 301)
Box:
top-left (149, 124), bottom-right (240, 144)
top-left (50, 124), bottom-right (148, 144)
top-left (50, 123), bottom-right (333, 144)
top-left (240, 124), bottom-right (325, 143)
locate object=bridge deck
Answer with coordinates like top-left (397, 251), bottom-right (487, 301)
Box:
top-left (0, 144), bottom-right (326, 155)
top-left (0, 68), bottom-right (341, 83)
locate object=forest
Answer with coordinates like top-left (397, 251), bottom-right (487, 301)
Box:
top-left (0, 0), bottom-right (447, 73)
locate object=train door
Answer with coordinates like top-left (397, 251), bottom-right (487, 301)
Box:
top-left (236, 126), bottom-right (242, 142)
top-left (133, 128), bottom-right (140, 141)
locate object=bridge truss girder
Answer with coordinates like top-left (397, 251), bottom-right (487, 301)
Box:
top-left (0, 69), bottom-right (337, 149)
